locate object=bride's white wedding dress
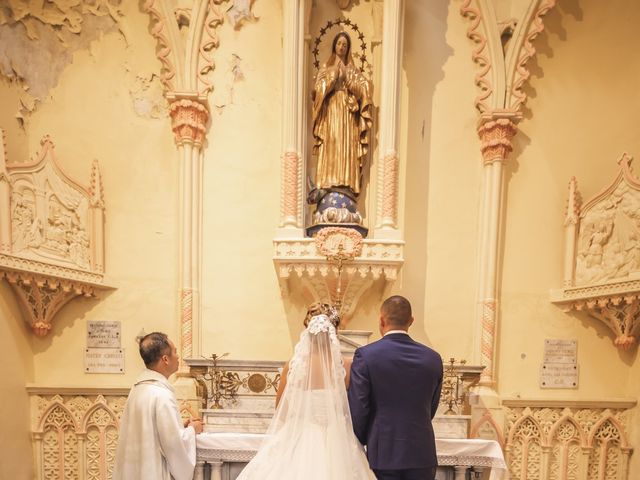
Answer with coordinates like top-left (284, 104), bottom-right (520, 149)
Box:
top-left (236, 315), bottom-right (375, 480)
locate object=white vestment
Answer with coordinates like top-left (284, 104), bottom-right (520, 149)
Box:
top-left (114, 369), bottom-right (196, 480)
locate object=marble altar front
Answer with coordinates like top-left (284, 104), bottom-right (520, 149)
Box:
top-left (194, 432), bottom-right (507, 480)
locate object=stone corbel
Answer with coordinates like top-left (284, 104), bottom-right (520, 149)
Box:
top-left (274, 227), bottom-right (403, 324)
top-left (0, 266), bottom-right (102, 336)
top-left (0, 133), bottom-right (113, 335)
top-left (551, 154), bottom-right (640, 350)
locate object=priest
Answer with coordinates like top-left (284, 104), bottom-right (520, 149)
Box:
top-left (114, 332), bottom-right (203, 480)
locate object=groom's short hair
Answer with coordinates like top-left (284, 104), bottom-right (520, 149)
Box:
top-left (381, 295), bottom-right (412, 326)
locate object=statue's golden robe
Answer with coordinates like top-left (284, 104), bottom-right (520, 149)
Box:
top-left (312, 62), bottom-right (372, 195)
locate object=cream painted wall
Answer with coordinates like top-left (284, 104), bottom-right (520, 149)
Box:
top-left (1, 0), bottom-right (640, 475)
top-left (498, 0), bottom-right (640, 399)
top-left (315, 3), bottom-right (482, 368)
top-left (0, 282), bottom-right (34, 480)
top-left (200, 0), bottom-right (292, 360)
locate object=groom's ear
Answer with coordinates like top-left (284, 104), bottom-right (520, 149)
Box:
top-left (408, 316), bottom-right (414, 328)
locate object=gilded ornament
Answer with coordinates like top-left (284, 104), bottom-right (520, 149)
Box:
top-left (247, 373), bottom-right (267, 393)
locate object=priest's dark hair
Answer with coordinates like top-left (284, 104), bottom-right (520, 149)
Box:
top-left (139, 332), bottom-right (171, 367)
top-left (381, 295), bottom-right (412, 326)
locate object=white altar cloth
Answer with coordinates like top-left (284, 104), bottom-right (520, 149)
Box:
top-left (196, 433), bottom-right (508, 479)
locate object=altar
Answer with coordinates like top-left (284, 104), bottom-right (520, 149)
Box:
top-left (194, 433), bottom-right (508, 480)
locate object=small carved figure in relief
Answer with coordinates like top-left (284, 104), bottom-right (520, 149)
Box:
top-left (12, 200), bottom-right (29, 249)
top-left (11, 199), bottom-right (42, 251)
top-left (46, 211), bottom-right (69, 254)
top-left (26, 215), bottom-right (43, 248)
top-left (623, 231), bottom-right (640, 273)
top-left (69, 224), bottom-right (90, 269)
top-left (583, 220), bottom-right (613, 268)
top-left (307, 31), bottom-right (372, 237)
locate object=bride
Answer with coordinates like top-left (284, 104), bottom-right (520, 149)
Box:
top-left (236, 303), bottom-right (375, 480)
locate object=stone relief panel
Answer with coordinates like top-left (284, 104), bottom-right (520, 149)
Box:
top-left (0, 133), bottom-right (111, 336)
top-left (552, 155), bottom-right (640, 349)
top-left (11, 166), bottom-right (91, 270)
top-left (575, 179), bottom-right (640, 285)
top-left (4, 136), bottom-right (101, 271)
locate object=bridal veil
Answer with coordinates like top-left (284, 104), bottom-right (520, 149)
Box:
top-left (236, 314), bottom-right (375, 480)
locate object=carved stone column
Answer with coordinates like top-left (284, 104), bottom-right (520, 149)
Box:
top-left (563, 177), bottom-right (579, 287)
top-left (454, 465), bottom-right (470, 480)
top-left (89, 160), bottom-right (105, 273)
top-left (168, 93), bottom-right (209, 360)
top-left (374, 0), bottom-right (404, 239)
top-left (0, 134), bottom-right (10, 253)
top-left (278, 0), bottom-right (307, 235)
top-left (460, 0), bottom-right (557, 392)
top-left (476, 114), bottom-right (518, 387)
top-left (76, 433), bottom-right (86, 480)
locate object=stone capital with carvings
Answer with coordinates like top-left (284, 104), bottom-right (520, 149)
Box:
top-left (477, 116), bottom-right (519, 165)
top-left (169, 97), bottom-right (209, 146)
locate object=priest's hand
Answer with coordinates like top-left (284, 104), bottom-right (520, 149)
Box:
top-left (187, 418), bottom-right (204, 434)
top-left (183, 416), bottom-right (201, 428)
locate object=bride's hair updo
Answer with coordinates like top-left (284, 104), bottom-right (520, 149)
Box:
top-left (304, 303), bottom-right (340, 328)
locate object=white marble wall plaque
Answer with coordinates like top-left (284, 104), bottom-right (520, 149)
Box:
top-left (543, 339), bottom-right (577, 364)
top-left (540, 363), bottom-right (579, 388)
top-left (85, 348), bottom-right (125, 374)
top-left (87, 321), bottom-right (121, 348)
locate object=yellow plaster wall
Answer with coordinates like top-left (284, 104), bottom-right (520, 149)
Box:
top-left (497, 0), bottom-right (640, 399)
top-left (12, 3), bottom-right (181, 386)
top-left (199, 0), bottom-right (290, 360)
top-left (0, 283), bottom-right (34, 480)
top-left (1, 2), bottom-right (639, 472)
top-left (313, 3), bottom-right (482, 368)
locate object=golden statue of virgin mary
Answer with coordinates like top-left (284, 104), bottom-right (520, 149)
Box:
top-left (312, 32), bottom-right (373, 196)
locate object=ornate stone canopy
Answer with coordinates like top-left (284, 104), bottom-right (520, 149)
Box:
top-left (551, 154), bottom-right (640, 349)
top-left (0, 132), bottom-right (113, 336)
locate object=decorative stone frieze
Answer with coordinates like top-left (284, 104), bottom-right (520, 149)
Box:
top-left (460, 0), bottom-right (557, 114)
top-left (551, 154), bottom-right (640, 349)
top-left (28, 388), bottom-right (128, 480)
top-left (502, 400), bottom-right (635, 480)
top-left (0, 133), bottom-right (113, 335)
top-left (273, 234), bottom-right (403, 323)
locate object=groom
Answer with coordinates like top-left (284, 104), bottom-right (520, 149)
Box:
top-left (348, 296), bottom-right (443, 480)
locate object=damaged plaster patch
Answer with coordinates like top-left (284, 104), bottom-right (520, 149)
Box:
top-left (226, 0), bottom-right (258, 30)
top-left (0, 0), bottom-right (124, 125)
top-left (128, 72), bottom-right (168, 119)
top-left (212, 54), bottom-right (245, 115)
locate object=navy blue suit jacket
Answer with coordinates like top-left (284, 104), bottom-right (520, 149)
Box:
top-left (347, 333), bottom-right (443, 470)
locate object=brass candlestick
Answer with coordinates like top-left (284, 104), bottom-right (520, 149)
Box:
top-left (203, 353), bottom-right (242, 409)
top-left (441, 357), bottom-right (467, 415)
